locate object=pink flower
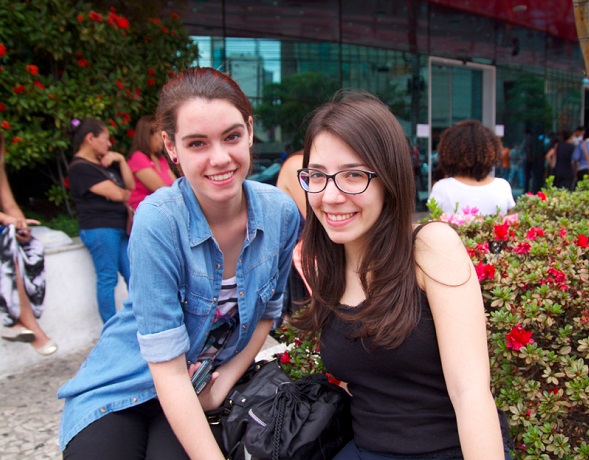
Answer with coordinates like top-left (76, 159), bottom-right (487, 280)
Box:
top-left (560, 227), bottom-right (567, 238)
top-left (506, 324), bottom-right (534, 351)
top-left (527, 227), bottom-right (544, 240)
top-left (494, 223), bottom-right (509, 241)
top-left (475, 261), bottom-right (495, 281)
top-left (537, 191), bottom-right (547, 201)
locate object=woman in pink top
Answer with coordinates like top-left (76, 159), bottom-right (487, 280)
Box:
top-left (127, 115), bottom-right (177, 210)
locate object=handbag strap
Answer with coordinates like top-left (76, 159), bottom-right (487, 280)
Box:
top-left (70, 157), bottom-right (118, 184)
top-left (271, 395), bottom-right (287, 460)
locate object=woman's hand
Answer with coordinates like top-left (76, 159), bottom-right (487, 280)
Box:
top-left (188, 361), bottom-right (222, 412)
top-left (100, 151), bottom-right (125, 168)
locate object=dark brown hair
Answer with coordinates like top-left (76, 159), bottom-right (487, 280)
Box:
top-left (66, 118), bottom-right (107, 155)
top-left (130, 115), bottom-right (160, 158)
top-left (293, 90), bottom-right (420, 349)
top-left (156, 67), bottom-right (252, 144)
top-left (436, 119), bottom-right (502, 181)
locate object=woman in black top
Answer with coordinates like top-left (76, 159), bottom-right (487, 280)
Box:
top-left (293, 91), bottom-right (510, 459)
top-left (545, 129), bottom-right (576, 191)
top-left (67, 118), bottom-right (135, 323)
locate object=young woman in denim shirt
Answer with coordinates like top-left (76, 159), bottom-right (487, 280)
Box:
top-left (59, 68), bottom-right (300, 459)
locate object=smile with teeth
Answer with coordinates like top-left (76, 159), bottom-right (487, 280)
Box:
top-left (208, 171), bottom-right (234, 181)
top-left (326, 212), bottom-right (355, 221)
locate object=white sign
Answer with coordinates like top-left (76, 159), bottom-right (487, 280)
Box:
top-left (495, 125), bottom-right (505, 137)
top-left (416, 124), bottom-right (430, 137)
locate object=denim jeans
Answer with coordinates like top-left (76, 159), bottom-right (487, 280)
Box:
top-left (79, 228), bottom-right (130, 323)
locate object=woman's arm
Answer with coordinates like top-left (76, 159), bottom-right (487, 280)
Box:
top-left (276, 154), bottom-right (306, 219)
top-left (150, 318), bottom-right (272, 459)
top-left (101, 151), bottom-right (135, 190)
top-left (0, 166), bottom-right (40, 231)
top-left (415, 223), bottom-right (504, 460)
top-left (135, 168), bottom-right (171, 193)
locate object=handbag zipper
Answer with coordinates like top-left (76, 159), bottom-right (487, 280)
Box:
top-left (248, 408), bottom-right (267, 427)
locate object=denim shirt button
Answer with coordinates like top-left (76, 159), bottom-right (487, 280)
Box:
top-left (213, 298), bottom-right (217, 303)
top-left (100, 407), bottom-right (106, 413)
top-left (237, 258), bottom-right (242, 263)
top-left (216, 264), bottom-right (221, 269)
top-left (132, 397), bottom-right (138, 403)
top-left (239, 291), bottom-right (245, 296)
top-left (242, 324), bottom-right (247, 330)
top-left (234, 349), bottom-right (239, 354)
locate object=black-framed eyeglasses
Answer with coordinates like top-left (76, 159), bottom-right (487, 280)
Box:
top-left (297, 168), bottom-right (378, 195)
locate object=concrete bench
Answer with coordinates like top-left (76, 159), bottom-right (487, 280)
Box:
top-left (0, 237), bottom-right (128, 377)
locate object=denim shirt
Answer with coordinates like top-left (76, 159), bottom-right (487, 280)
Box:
top-left (57, 178), bottom-right (299, 450)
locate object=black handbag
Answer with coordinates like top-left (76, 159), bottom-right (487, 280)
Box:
top-left (217, 360), bottom-right (352, 460)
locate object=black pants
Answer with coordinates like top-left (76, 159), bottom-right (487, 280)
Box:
top-left (63, 399), bottom-right (189, 460)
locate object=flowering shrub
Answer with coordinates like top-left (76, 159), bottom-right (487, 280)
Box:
top-left (0, 0), bottom-right (198, 203)
top-left (428, 177), bottom-right (589, 459)
top-left (282, 178), bottom-right (589, 459)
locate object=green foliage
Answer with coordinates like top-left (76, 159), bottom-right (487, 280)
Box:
top-left (256, 72), bottom-right (339, 150)
top-left (0, 0), bottom-right (198, 170)
top-left (273, 321), bottom-right (325, 380)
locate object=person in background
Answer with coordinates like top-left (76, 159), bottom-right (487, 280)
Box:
top-left (127, 115), bottom-right (177, 211)
top-left (545, 129), bottom-right (576, 191)
top-left (428, 120), bottom-right (515, 215)
top-left (276, 149), bottom-right (306, 221)
top-left (500, 146), bottom-right (511, 181)
top-left (0, 131), bottom-right (57, 355)
top-left (293, 91), bottom-right (510, 459)
top-left (67, 118), bottom-right (135, 323)
top-left (58, 67), bottom-right (299, 459)
top-left (572, 129), bottom-right (589, 188)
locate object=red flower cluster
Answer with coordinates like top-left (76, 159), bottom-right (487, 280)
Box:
top-left (505, 324), bottom-right (534, 351)
top-left (33, 81), bottom-right (45, 90)
top-left (1, 120), bottom-right (10, 130)
top-left (475, 261), bottom-right (495, 281)
top-left (0, 43), bottom-right (6, 57)
top-left (537, 191), bottom-right (547, 201)
top-left (147, 68), bottom-right (155, 76)
top-left (576, 234), bottom-right (589, 248)
top-left (494, 223), bottom-right (510, 241)
top-left (279, 352), bottom-right (291, 364)
top-left (13, 85), bottom-right (25, 95)
top-left (89, 11), bottom-right (103, 22)
top-left (107, 10), bottom-right (130, 29)
top-left (116, 112), bottom-right (131, 124)
top-left (147, 78), bottom-right (155, 86)
top-left (115, 80), bottom-right (124, 89)
top-left (527, 227), bottom-right (544, 240)
top-left (513, 241), bottom-right (531, 254)
top-left (77, 14), bottom-right (84, 22)
top-left (12, 136), bottom-right (23, 145)
top-left (169, 12), bottom-right (180, 20)
top-left (77, 58), bottom-right (89, 68)
top-left (26, 64), bottom-right (39, 75)
top-left (108, 118), bottom-right (117, 128)
top-left (466, 241), bottom-right (489, 258)
top-left (543, 267), bottom-right (569, 291)
top-left (126, 128), bottom-right (135, 138)
top-left (0, 103), bottom-right (5, 112)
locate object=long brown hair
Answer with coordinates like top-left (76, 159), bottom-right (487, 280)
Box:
top-left (293, 90), bottom-right (420, 349)
top-left (130, 115), bottom-right (160, 158)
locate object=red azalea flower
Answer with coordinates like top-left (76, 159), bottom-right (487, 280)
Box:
top-left (505, 324), bottom-right (534, 351)
top-left (134, 88), bottom-right (141, 96)
top-left (115, 80), bottom-right (124, 89)
top-left (12, 136), bottom-right (23, 144)
top-left (537, 191), bottom-right (547, 201)
top-left (560, 227), bottom-right (567, 238)
top-left (77, 14), bottom-right (84, 22)
top-left (121, 113), bottom-right (131, 124)
top-left (107, 13), bottom-right (116, 26)
top-left (576, 234), bottom-right (589, 248)
top-left (1, 120), bottom-right (10, 130)
top-left (147, 78), bottom-right (155, 86)
top-left (26, 65), bottom-right (39, 75)
top-left (108, 118), bottom-right (117, 128)
top-left (0, 43), bottom-right (6, 57)
top-left (33, 81), bottom-right (45, 90)
top-left (13, 85), bottom-right (26, 95)
top-left (170, 12), bottom-right (180, 19)
top-left (513, 241), bottom-right (531, 254)
top-left (89, 11), bottom-right (102, 22)
top-left (160, 26), bottom-right (168, 34)
top-left (527, 227), bottom-right (544, 240)
top-left (116, 17), bottom-right (130, 29)
top-left (494, 223), bottom-right (509, 241)
top-left (0, 103), bottom-right (5, 112)
top-left (63, 177), bottom-right (70, 189)
top-left (168, 70), bottom-right (175, 77)
top-left (149, 17), bottom-right (161, 24)
top-left (110, 7), bottom-right (116, 13)
top-left (279, 352), bottom-right (291, 364)
top-left (126, 128), bottom-right (135, 138)
top-left (475, 261), bottom-right (495, 281)
top-left (77, 58), bottom-right (88, 68)
top-left (549, 388), bottom-right (559, 395)
top-left (326, 373), bottom-right (341, 386)
top-left (547, 267), bottom-right (567, 284)
top-left (147, 68), bottom-right (155, 76)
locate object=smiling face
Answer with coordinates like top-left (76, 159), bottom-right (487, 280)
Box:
top-left (307, 131), bottom-right (385, 254)
top-left (162, 97), bottom-right (253, 212)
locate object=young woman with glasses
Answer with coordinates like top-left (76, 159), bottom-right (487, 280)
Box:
top-left (293, 91), bottom-right (511, 460)
top-left (58, 68), bottom-right (300, 459)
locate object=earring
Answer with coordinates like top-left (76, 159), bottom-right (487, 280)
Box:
top-left (172, 157), bottom-right (178, 164)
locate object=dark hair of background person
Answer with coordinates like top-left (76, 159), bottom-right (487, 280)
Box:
top-left (66, 118), bottom-right (107, 155)
top-left (292, 90), bottom-right (420, 350)
top-left (130, 115), bottom-right (162, 159)
top-left (559, 128), bottom-right (572, 142)
top-left (436, 119), bottom-right (502, 181)
top-left (156, 67), bottom-right (253, 144)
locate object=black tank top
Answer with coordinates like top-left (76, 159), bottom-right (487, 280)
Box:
top-left (320, 293), bottom-right (462, 457)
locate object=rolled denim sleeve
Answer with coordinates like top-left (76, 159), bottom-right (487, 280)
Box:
top-left (129, 199), bottom-right (190, 363)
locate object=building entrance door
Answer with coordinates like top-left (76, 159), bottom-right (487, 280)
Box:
top-left (426, 58), bottom-right (496, 192)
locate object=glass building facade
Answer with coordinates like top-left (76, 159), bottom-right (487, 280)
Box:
top-left (179, 0), bottom-right (584, 191)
